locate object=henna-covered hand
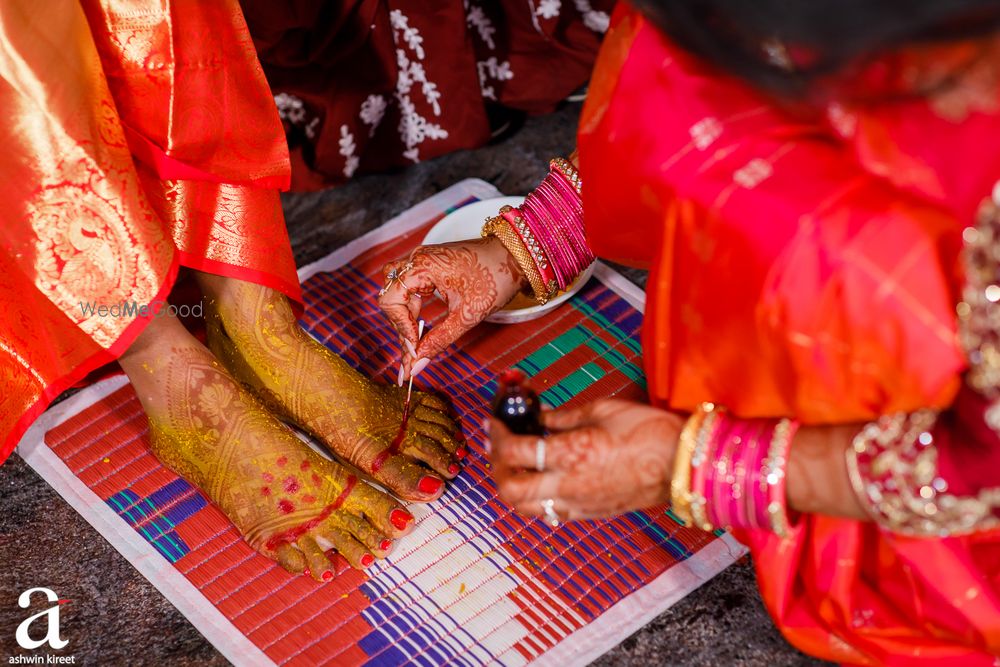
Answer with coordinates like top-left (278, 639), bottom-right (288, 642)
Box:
top-left (379, 237), bottom-right (527, 378)
top-left (488, 399), bottom-right (685, 521)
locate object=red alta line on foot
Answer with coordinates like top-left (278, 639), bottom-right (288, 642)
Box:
top-left (266, 475), bottom-right (358, 550)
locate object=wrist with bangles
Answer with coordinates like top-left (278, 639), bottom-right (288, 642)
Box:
top-left (481, 157), bottom-right (593, 305)
top-left (671, 402), bottom-right (800, 538)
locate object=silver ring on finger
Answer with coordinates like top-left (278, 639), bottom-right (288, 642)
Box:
top-left (541, 498), bottom-right (561, 527)
top-left (535, 438), bottom-right (546, 472)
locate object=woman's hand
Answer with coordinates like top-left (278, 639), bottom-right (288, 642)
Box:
top-left (379, 237), bottom-right (527, 379)
top-left (487, 399), bottom-right (685, 522)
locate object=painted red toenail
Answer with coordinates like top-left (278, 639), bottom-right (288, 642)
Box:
top-left (455, 447), bottom-right (468, 460)
top-left (321, 570), bottom-right (334, 582)
top-left (448, 463), bottom-right (460, 475)
top-left (418, 476), bottom-right (443, 495)
top-left (390, 509), bottom-right (413, 530)
top-left (361, 553), bottom-right (375, 568)
top-left (379, 539), bottom-right (392, 551)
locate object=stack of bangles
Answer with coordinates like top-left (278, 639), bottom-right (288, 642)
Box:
top-left (481, 157), bottom-right (595, 304)
top-left (671, 403), bottom-right (800, 538)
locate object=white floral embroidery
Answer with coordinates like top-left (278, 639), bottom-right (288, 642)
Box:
top-left (573, 0), bottom-right (610, 33)
top-left (466, 5), bottom-right (496, 50)
top-left (390, 9), bottom-right (448, 163)
top-left (477, 56), bottom-right (514, 101)
top-left (338, 124), bottom-right (359, 178)
top-left (536, 0), bottom-right (562, 19)
top-left (359, 94), bottom-right (387, 137)
top-left (274, 92), bottom-right (307, 124)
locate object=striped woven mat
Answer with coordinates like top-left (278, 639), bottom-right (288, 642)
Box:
top-left (18, 180), bottom-right (743, 666)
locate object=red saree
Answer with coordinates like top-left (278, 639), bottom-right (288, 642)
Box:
top-left (579, 5), bottom-right (1000, 664)
top-left (0, 0), bottom-right (299, 463)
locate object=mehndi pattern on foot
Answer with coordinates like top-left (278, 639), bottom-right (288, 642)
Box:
top-left (198, 274), bottom-right (465, 502)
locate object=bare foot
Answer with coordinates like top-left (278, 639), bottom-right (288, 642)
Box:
top-left (120, 312), bottom-right (414, 580)
top-left (196, 273), bottom-right (466, 503)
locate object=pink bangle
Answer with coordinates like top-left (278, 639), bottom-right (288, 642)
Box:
top-left (687, 406), bottom-right (799, 537)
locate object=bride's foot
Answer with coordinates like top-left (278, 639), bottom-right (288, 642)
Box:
top-left (196, 273), bottom-right (466, 502)
top-left (119, 313), bottom-right (414, 580)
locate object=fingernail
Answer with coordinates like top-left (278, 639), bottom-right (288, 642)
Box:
top-left (448, 463), bottom-right (460, 476)
top-left (397, 364), bottom-right (405, 387)
top-left (361, 553), bottom-right (375, 568)
top-left (455, 447), bottom-right (468, 460)
top-left (379, 538), bottom-right (392, 551)
top-left (390, 508), bottom-right (413, 530)
top-left (410, 357), bottom-right (430, 379)
top-left (418, 476), bottom-right (443, 495)
top-left (404, 339), bottom-right (417, 357)
top-left (321, 570), bottom-right (334, 582)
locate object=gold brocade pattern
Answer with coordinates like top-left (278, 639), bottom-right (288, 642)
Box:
top-left (0, 0), bottom-right (295, 460)
top-left (847, 411), bottom-right (1000, 536)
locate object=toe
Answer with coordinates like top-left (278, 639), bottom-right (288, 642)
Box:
top-left (274, 543), bottom-right (307, 575)
top-left (322, 528), bottom-right (374, 570)
top-left (413, 404), bottom-right (459, 432)
top-left (332, 512), bottom-right (394, 558)
top-left (297, 535), bottom-right (334, 582)
top-left (349, 483), bottom-right (416, 537)
top-left (416, 391), bottom-right (451, 413)
top-left (404, 433), bottom-right (459, 478)
top-left (366, 452), bottom-right (447, 502)
top-left (411, 419), bottom-right (464, 455)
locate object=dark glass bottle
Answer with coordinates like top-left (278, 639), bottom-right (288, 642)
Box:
top-left (491, 369), bottom-right (545, 435)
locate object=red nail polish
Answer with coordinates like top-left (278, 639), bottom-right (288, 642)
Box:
top-left (448, 463), bottom-right (460, 475)
top-left (418, 476), bottom-right (443, 495)
top-left (321, 570), bottom-right (334, 582)
top-left (361, 553), bottom-right (375, 568)
top-left (390, 508), bottom-right (413, 530)
top-left (379, 538), bottom-right (392, 551)
top-left (492, 369), bottom-right (544, 435)
top-left (455, 447), bottom-right (468, 460)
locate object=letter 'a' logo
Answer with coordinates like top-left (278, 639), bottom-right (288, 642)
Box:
top-left (16, 588), bottom-right (68, 650)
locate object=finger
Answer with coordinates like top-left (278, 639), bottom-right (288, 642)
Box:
top-left (496, 470), bottom-right (561, 507)
top-left (297, 535), bottom-right (334, 582)
top-left (412, 310), bottom-right (474, 362)
top-left (274, 543), bottom-right (306, 575)
top-left (541, 403), bottom-right (599, 432)
top-left (512, 498), bottom-right (576, 524)
top-left (490, 420), bottom-right (596, 472)
top-left (404, 433), bottom-right (460, 478)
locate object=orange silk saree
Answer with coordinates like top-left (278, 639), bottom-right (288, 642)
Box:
top-left (0, 0), bottom-right (300, 462)
top-left (579, 5), bottom-right (1000, 664)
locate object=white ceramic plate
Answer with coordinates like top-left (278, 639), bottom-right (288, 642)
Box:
top-left (421, 196), bottom-right (595, 323)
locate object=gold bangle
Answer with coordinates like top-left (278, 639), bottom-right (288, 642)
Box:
top-left (550, 157), bottom-right (582, 195)
top-left (671, 405), bottom-right (710, 525)
top-left (482, 215), bottom-right (552, 304)
top-left (688, 405), bottom-right (721, 532)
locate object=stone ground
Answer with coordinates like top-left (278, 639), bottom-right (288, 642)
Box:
top-left (0, 102), bottom-right (826, 666)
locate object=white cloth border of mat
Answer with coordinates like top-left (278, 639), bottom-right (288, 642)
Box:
top-left (18, 178), bottom-right (745, 667)
top-left (17, 375), bottom-right (274, 667)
